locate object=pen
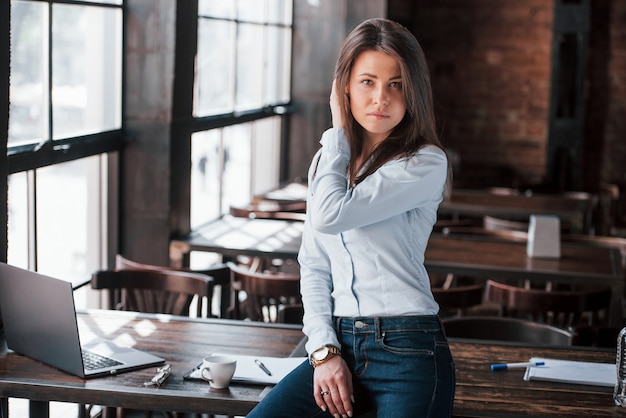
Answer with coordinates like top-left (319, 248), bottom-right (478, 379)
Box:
top-left (491, 361), bottom-right (545, 371)
top-left (255, 359), bottom-right (272, 376)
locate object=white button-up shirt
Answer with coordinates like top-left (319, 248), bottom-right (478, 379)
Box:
top-left (299, 128), bottom-right (448, 354)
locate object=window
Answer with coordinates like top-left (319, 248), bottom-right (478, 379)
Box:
top-left (9, 0), bottom-right (122, 146)
top-left (190, 117), bottom-right (282, 229)
top-left (195, 0), bottom-right (292, 116)
top-left (184, 0), bottom-right (293, 268)
top-left (7, 0), bottom-right (124, 303)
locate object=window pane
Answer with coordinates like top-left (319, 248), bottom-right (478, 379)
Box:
top-left (236, 23), bottom-right (264, 111)
top-left (66, 0), bottom-right (122, 4)
top-left (52, 4), bottom-right (122, 139)
top-left (198, 0), bottom-right (234, 18)
top-left (265, 26), bottom-right (292, 104)
top-left (9, 1), bottom-right (49, 146)
top-left (195, 19), bottom-right (235, 116)
top-left (251, 117), bottom-right (280, 195)
top-left (7, 172), bottom-right (29, 269)
top-left (191, 129), bottom-right (223, 229)
top-left (237, 0), bottom-right (266, 23)
top-left (267, 0), bottom-right (293, 25)
top-left (222, 124), bottom-right (251, 214)
top-left (36, 156), bottom-right (103, 291)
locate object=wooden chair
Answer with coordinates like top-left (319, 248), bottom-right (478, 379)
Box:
top-left (91, 269), bottom-right (215, 317)
top-left (115, 254), bottom-right (231, 318)
top-left (432, 284), bottom-right (485, 318)
top-left (484, 279), bottom-right (612, 329)
top-left (226, 261), bottom-right (301, 323)
top-left (441, 225), bottom-right (529, 242)
top-left (598, 182), bottom-right (626, 237)
top-left (90, 268), bottom-right (217, 418)
top-left (561, 191), bottom-right (598, 234)
top-left (277, 303), bottom-right (305, 325)
top-left (442, 316), bottom-right (574, 346)
top-left (483, 215), bottom-right (528, 232)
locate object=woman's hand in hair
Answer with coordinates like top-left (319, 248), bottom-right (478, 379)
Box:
top-left (330, 79), bottom-right (344, 129)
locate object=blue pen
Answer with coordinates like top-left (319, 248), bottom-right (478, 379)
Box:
top-left (491, 361), bottom-right (545, 371)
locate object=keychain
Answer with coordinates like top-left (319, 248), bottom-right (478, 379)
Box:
top-left (144, 364), bottom-right (172, 388)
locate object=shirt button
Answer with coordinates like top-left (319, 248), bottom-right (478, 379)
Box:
top-left (355, 320), bottom-right (365, 329)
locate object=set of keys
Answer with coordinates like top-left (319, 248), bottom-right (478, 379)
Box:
top-left (143, 364), bottom-right (172, 387)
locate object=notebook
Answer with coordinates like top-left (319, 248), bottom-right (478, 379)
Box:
top-left (184, 354), bottom-right (307, 385)
top-left (0, 262), bottom-right (165, 378)
top-left (523, 357), bottom-right (616, 387)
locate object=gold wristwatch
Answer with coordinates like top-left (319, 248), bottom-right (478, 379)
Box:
top-left (309, 344), bottom-right (341, 367)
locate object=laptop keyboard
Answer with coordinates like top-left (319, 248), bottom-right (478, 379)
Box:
top-left (82, 350), bottom-right (123, 371)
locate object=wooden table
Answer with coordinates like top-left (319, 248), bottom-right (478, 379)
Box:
top-left (451, 338), bottom-right (624, 418)
top-left (425, 234), bottom-right (625, 325)
top-left (0, 309), bottom-right (306, 418)
top-left (169, 215), bottom-right (304, 268)
top-left (252, 181), bottom-right (308, 205)
top-left (2, 309), bottom-right (625, 417)
top-left (252, 185), bottom-right (595, 233)
top-left (170, 217), bottom-right (624, 324)
top-left (439, 189), bottom-right (595, 233)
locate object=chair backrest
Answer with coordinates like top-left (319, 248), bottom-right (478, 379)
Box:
top-left (442, 316), bottom-right (574, 346)
top-left (483, 215), bottom-right (528, 232)
top-left (226, 261), bottom-right (301, 323)
top-left (115, 254), bottom-right (231, 317)
top-left (277, 303), bottom-right (305, 325)
top-left (91, 269), bottom-right (214, 317)
top-left (551, 191), bottom-right (598, 234)
top-left (441, 226), bottom-right (529, 242)
top-left (484, 279), bottom-right (612, 328)
top-left (431, 284), bottom-right (484, 317)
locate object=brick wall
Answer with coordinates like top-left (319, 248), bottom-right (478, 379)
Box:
top-left (586, 0), bottom-right (626, 191)
top-left (390, 0), bottom-right (553, 189)
top-left (389, 0), bottom-right (626, 199)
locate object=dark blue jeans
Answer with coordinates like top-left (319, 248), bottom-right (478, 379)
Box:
top-left (246, 315), bottom-right (456, 418)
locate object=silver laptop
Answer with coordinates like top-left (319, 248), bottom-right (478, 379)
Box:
top-left (0, 262), bottom-right (165, 378)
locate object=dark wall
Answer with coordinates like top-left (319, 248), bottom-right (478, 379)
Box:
top-left (389, 0), bottom-right (553, 189)
top-left (388, 0), bottom-right (626, 196)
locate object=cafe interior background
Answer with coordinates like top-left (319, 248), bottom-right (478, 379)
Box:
top-left (1, 0), bottom-right (626, 316)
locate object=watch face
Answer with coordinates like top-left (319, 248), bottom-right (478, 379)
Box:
top-left (313, 347), bottom-right (329, 360)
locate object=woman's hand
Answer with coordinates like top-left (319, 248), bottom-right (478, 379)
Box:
top-left (330, 79), bottom-right (344, 129)
top-left (313, 355), bottom-right (354, 417)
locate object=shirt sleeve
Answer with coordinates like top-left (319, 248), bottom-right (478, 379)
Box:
top-left (309, 128), bottom-right (448, 235)
top-left (298, 148), bottom-right (341, 354)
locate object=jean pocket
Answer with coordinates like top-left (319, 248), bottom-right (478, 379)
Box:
top-left (379, 329), bottom-right (436, 355)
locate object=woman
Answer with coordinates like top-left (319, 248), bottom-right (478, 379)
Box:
top-left (247, 18), bottom-right (455, 418)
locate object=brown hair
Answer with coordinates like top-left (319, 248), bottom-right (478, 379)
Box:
top-left (334, 18), bottom-right (448, 187)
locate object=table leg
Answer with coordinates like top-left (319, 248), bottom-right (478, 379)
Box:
top-left (29, 400), bottom-right (49, 418)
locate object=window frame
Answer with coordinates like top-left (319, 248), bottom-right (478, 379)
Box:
top-left (4, 0), bottom-right (126, 268)
top-left (169, 0), bottom-right (295, 238)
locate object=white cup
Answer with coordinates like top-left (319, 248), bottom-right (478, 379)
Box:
top-left (200, 354), bottom-right (237, 389)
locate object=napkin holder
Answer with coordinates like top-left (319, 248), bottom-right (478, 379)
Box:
top-left (527, 215), bottom-right (561, 259)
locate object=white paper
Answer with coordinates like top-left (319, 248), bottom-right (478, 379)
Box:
top-left (188, 354), bottom-right (307, 385)
top-left (523, 357), bottom-right (616, 387)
